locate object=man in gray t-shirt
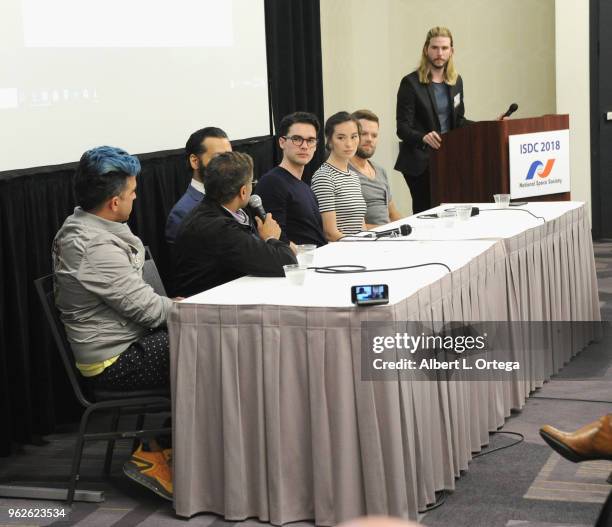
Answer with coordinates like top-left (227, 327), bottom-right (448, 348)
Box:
top-left (349, 109), bottom-right (403, 228)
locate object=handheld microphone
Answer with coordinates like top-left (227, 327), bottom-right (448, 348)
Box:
top-left (375, 224), bottom-right (412, 238)
top-left (502, 103), bottom-right (518, 118)
top-left (248, 194), bottom-right (267, 221)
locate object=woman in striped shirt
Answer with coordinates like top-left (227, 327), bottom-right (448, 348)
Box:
top-left (311, 112), bottom-right (367, 241)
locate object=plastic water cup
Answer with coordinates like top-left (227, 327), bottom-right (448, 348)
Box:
top-left (283, 264), bottom-right (306, 285)
top-left (439, 210), bottom-right (457, 228)
top-left (296, 244), bottom-right (316, 268)
top-left (456, 205), bottom-right (473, 221)
top-left (493, 194), bottom-right (511, 208)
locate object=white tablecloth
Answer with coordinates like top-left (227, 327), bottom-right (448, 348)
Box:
top-left (184, 239), bottom-right (497, 307)
top-left (169, 201), bottom-right (600, 524)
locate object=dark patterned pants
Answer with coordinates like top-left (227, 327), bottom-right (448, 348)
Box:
top-left (88, 329), bottom-right (170, 391)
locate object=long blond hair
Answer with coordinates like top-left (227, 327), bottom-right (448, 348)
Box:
top-left (417, 26), bottom-right (458, 85)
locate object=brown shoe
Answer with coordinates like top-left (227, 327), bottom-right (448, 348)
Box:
top-left (539, 414), bottom-right (612, 463)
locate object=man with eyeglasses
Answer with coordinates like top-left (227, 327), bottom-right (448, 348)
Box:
top-left (255, 112), bottom-right (327, 247)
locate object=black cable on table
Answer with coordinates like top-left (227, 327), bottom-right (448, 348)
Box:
top-left (480, 208), bottom-right (546, 222)
top-left (312, 262), bottom-right (452, 274)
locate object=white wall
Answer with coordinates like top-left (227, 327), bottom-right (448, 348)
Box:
top-left (320, 0), bottom-right (570, 216)
top-left (555, 0), bottom-right (591, 218)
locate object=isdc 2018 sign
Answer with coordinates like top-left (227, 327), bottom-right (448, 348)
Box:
top-left (509, 129), bottom-right (570, 199)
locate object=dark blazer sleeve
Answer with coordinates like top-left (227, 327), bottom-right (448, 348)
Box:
top-left (396, 75), bottom-right (426, 147)
top-left (210, 220), bottom-right (296, 278)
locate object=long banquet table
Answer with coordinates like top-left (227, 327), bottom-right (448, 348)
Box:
top-left (168, 201), bottom-right (600, 523)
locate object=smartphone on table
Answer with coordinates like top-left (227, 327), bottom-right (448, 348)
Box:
top-left (351, 284), bottom-right (389, 306)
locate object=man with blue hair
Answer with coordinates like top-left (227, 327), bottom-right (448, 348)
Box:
top-left (53, 146), bottom-right (177, 501)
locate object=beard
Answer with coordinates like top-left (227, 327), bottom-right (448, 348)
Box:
top-left (356, 146), bottom-right (375, 159)
top-left (428, 57), bottom-right (448, 71)
top-left (198, 163), bottom-right (207, 182)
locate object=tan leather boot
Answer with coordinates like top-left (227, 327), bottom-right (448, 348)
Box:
top-left (539, 414), bottom-right (612, 462)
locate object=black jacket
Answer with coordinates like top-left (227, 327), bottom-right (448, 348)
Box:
top-left (394, 71), bottom-right (471, 177)
top-left (174, 196), bottom-right (297, 297)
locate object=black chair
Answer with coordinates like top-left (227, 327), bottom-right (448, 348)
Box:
top-left (143, 250), bottom-right (168, 297)
top-left (0, 258), bottom-right (172, 505)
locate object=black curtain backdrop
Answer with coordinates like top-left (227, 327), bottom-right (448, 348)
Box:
top-left (0, 1), bottom-right (324, 456)
top-left (265, 0), bottom-right (325, 182)
top-left (0, 138), bottom-right (274, 456)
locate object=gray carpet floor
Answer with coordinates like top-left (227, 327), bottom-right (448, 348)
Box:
top-left (421, 339), bottom-right (612, 527)
top-left (1, 242), bottom-right (611, 527)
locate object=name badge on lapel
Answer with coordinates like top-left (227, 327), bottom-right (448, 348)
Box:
top-left (454, 93), bottom-right (461, 108)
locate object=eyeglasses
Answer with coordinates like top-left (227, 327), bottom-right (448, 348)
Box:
top-left (282, 135), bottom-right (318, 147)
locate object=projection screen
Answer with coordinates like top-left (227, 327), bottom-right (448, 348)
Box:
top-left (0, 0), bottom-right (270, 171)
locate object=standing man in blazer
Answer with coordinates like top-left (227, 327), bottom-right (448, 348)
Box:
top-left (395, 26), bottom-right (472, 214)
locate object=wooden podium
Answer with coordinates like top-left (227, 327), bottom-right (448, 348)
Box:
top-left (429, 114), bottom-right (570, 206)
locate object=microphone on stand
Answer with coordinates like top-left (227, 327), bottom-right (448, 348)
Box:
top-left (502, 103), bottom-right (518, 118)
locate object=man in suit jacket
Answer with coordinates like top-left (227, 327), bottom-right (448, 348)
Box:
top-left (395, 26), bottom-right (472, 214)
top-left (165, 127), bottom-right (232, 244)
top-left (174, 151), bottom-right (297, 297)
